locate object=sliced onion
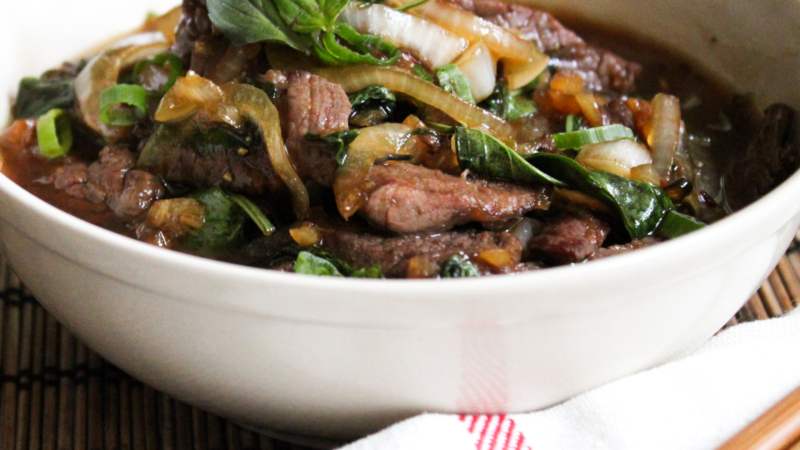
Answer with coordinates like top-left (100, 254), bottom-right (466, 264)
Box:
top-left (314, 65), bottom-right (513, 139)
top-left (388, 0), bottom-right (549, 86)
top-left (575, 92), bottom-right (604, 128)
top-left (141, 6), bottom-right (183, 44)
top-left (338, 3), bottom-right (468, 68)
top-left (509, 217), bottom-right (542, 249)
top-left (629, 163), bottom-right (661, 186)
top-left (223, 83), bottom-right (309, 217)
top-left (575, 140), bottom-right (652, 178)
top-left (334, 123), bottom-right (428, 218)
top-left (646, 93), bottom-right (682, 183)
top-left (155, 72), bottom-right (229, 124)
top-left (455, 42), bottom-right (496, 102)
top-left (75, 36), bottom-right (170, 142)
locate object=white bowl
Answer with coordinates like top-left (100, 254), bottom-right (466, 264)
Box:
top-left (1, 0), bottom-right (799, 442)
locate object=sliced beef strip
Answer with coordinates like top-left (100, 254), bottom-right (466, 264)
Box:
top-left (549, 45), bottom-right (641, 95)
top-left (283, 70), bottom-right (352, 187)
top-left (529, 208), bottom-right (612, 264)
top-left (452, 0), bottom-right (641, 94)
top-left (171, 0), bottom-right (213, 63)
top-left (360, 162), bottom-right (551, 234)
top-left (45, 146), bottom-right (164, 217)
top-left (587, 237), bottom-right (661, 261)
top-left (725, 104), bottom-right (800, 211)
top-left (157, 143), bottom-right (284, 195)
top-left (321, 225), bottom-right (523, 278)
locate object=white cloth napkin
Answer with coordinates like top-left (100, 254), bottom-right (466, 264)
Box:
top-left (341, 308), bottom-right (800, 450)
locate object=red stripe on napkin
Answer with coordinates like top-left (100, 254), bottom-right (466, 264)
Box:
top-left (459, 415), bottom-right (531, 450)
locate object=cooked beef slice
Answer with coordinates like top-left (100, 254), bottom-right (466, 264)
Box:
top-left (602, 98), bottom-right (636, 129)
top-left (284, 70), bottom-right (352, 186)
top-left (360, 162), bottom-right (551, 234)
top-left (171, 0), bottom-right (213, 63)
top-left (529, 208), bottom-right (612, 264)
top-left (321, 226), bottom-right (523, 278)
top-left (587, 237), bottom-right (661, 261)
top-left (725, 104), bottom-right (800, 211)
top-left (453, 0), bottom-right (641, 94)
top-left (157, 143), bottom-right (284, 195)
top-left (46, 146), bottom-right (164, 217)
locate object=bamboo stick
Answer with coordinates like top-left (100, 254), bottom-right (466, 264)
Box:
top-left (14, 300), bottom-right (34, 450)
top-left (0, 271), bottom-right (20, 450)
top-left (41, 314), bottom-right (59, 450)
top-left (759, 282), bottom-right (784, 318)
top-left (57, 326), bottom-right (75, 450)
top-left (74, 342), bottom-right (89, 450)
top-left (87, 351), bottom-right (104, 450)
top-left (776, 257), bottom-right (800, 305)
top-left (27, 305), bottom-right (46, 450)
top-left (121, 374), bottom-right (133, 450)
top-left (175, 400), bottom-right (193, 450)
top-left (192, 408), bottom-right (208, 450)
top-left (716, 384), bottom-right (800, 450)
top-left (105, 362), bottom-right (121, 450)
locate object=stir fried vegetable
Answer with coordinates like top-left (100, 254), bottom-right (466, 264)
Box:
top-left (7, 0), bottom-right (762, 280)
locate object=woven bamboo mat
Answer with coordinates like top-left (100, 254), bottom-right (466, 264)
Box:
top-left (0, 240), bottom-right (798, 450)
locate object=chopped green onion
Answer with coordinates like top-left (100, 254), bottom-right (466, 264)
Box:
top-left (553, 124), bottom-right (635, 151)
top-left (228, 194), bottom-right (276, 236)
top-left (565, 115), bottom-right (578, 133)
top-left (36, 109), bottom-right (73, 158)
top-left (133, 53), bottom-right (185, 95)
top-left (99, 84), bottom-right (148, 126)
top-left (440, 255), bottom-right (480, 278)
top-left (396, 0), bottom-right (431, 12)
top-left (314, 23), bottom-right (401, 66)
top-left (412, 65), bottom-right (435, 83)
top-left (436, 64), bottom-right (475, 105)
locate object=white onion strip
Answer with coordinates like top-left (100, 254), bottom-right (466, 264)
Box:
top-left (314, 65), bottom-right (514, 138)
top-left (338, 3), bottom-right (468, 68)
top-left (575, 140), bottom-right (653, 178)
top-left (647, 93), bottom-right (682, 182)
top-left (455, 42), bottom-right (497, 102)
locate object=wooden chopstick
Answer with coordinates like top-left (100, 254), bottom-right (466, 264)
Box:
top-left (716, 384), bottom-right (800, 450)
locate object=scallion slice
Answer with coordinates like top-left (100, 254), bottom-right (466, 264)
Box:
top-left (99, 84), bottom-right (148, 126)
top-left (554, 124), bottom-right (635, 150)
top-left (36, 109), bottom-right (73, 158)
top-left (229, 194), bottom-right (276, 236)
top-left (436, 63), bottom-right (475, 105)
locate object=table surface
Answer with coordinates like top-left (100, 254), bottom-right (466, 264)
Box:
top-left (0, 237), bottom-right (798, 450)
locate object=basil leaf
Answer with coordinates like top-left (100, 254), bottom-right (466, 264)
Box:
top-left (656, 210), bottom-right (705, 239)
top-left (454, 128), bottom-right (566, 187)
top-left (440, 256), bottom-right (480, 278)
top-left (526, 153), bottom-right (677, 239)
top-left (228, 194), bottom-right (276, 236)
top-left (348, 85), bottom-right (396, 127)
top-left (553, 124), bottom-right (635, 151)
top-left (479, 83), bottom-right (537, 121)
top-left (436, 64), bottom-right (475, 105)
top-left (192, 124), bottom-right (254, 156)
top-left (314, 23), bottom-right (400, 66)
top-left (294, 251), bottom-right (345, 276)
top-left (13, 77), bottom-right (76, 119)
top-left (305, 129), bottom-right (361, 165)
top-left (183, 187), bottom-right (246, 251)
top-left (207, 0), bottom-right (313, 49)
top-left (291, 247), bottom-right (383, 277)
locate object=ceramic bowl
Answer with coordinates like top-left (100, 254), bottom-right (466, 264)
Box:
top-left (1, 0), bottom-right (799, 442)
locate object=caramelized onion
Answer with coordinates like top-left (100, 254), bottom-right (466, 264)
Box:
top-left (646, 93), bottom-right (682, 183)
top-left (75, 35), bottom-right (170, 142)
top-left (314, 65), bottom-right (513, 138)
top-left (334, 123), bottom-right (428, 218)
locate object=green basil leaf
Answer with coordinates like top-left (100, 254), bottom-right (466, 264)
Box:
top-left (479, 83), bottom-right (537, 121)
top-left (228, 194), bottom-right (277, 236)
top-left (526, 153), bottom-right (676, 239)
top-left (305, 129), bottom-right (361, 165)
top-left (294, 251), bottom-right (345, 276)
top-left (553, 124), bottom-right (635, 150)
top-left (436, 64), bottom-right (475, 105)
top-left (207, 0), bottom-right (313, 49)
top-left (292, 247), bottom-right (383, 277)
top-left (454, 128), bottom-right (566, 187)
top-left (440, 255), bottom-right (480, 278)
top-left (656, 210), bottom-right (705, 239)
top-left (13, 77), bottom-right (76, 119)
top-left (183, 187), bottom-right (246, 251)
top-left (348, 85), bottom-right (396, 127)
top-left (314, 23), bottom-right (400, 66)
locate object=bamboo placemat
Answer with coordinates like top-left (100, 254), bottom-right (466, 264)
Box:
top-left (0, 238), bottom-right (798, 450)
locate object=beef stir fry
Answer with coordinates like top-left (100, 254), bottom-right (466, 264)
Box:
top-left (1, 0), bottom-right (798, 278)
